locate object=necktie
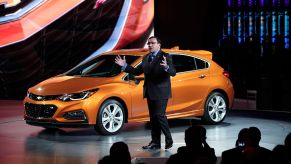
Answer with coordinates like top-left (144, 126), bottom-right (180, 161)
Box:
top-left (149, 53), bottom-right (155, 63)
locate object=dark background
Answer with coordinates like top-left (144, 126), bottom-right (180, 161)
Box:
top-left (154, 0), bottom-right (290, 111)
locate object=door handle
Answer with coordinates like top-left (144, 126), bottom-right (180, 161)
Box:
top-left (198, 74), bottom-right (206, 78)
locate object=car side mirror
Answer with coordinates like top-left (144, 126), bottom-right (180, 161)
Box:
top-left (134, 75), bottom-right (144, 84)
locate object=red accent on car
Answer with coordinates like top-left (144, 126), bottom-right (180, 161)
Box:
top-left (223, 70), bottom-right (230, 78)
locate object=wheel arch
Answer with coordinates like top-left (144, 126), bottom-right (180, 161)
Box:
top-left (207, 89), bottom-right (229, 109)
top-left (101, 96), bottom-right (129, 123)
top-left (202, 89), bottom-right (229, 124)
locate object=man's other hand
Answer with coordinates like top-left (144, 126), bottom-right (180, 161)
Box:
top-left (115, 55), bottom-right (126, 67)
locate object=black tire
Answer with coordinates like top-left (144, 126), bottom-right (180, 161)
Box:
top-left (44, 127), bottom-right (59, 131)
top-left (202, 92), bottom-right (228, 124)
top-left (94, 99), bottom-right (125, 135)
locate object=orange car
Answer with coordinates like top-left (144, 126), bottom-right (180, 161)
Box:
top-left (24, 48), bottom-right (234, 135)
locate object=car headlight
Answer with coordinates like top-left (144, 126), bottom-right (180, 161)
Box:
top-left (58, 89), bottom-right (98, 102)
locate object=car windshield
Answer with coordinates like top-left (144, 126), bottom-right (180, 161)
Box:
top-left (66, 55), bottom-right (140, 77)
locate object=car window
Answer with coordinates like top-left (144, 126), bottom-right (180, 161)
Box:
top-left (66, 55), bottom-right (140, 77)
top-left (195, 58), bottom-right (209, 70)
top-left (123, 62), bottom-right (141, 81)
top-left (172, 54), bottom-right (196, 73)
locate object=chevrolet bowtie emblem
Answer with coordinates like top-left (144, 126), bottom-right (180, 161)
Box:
top-left (36, 96), bottom-right (43, 100)
top-left (0, 0), bottom-right (21, 8)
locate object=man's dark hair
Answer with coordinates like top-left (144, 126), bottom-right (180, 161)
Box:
top-left (149, 36), bottom-right (162, 45)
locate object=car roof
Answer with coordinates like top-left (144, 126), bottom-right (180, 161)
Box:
top-left (102, 48), bottom-right (213, 60)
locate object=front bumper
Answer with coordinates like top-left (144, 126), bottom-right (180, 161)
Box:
top-left (25, 118), bottom-right (91, 128)
top-left (23, 93), bottom-right (102, 125)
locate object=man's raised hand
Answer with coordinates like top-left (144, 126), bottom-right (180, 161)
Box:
top-left (115, 55), bottom-right (126, 67)
top-left (160, 55), bottom-right (169, 69)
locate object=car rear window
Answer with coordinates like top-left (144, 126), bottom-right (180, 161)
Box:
top-left (195, 58), bottom-right (209, 70)
top-left (171, 54), bottom-right (209, 73)
top-left (172, 55), bottom-right (196, 72)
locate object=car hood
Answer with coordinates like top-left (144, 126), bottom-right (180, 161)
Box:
top-left (29, 76), bottom-right (115, 95)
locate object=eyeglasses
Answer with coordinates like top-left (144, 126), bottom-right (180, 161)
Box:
top-left (147, 42), bottom-right (157, 45)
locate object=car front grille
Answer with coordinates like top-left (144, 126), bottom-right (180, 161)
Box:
top-left (28, 93), bottom-right (59, 101)
top-left (25, 103), bottom-right (57, 118)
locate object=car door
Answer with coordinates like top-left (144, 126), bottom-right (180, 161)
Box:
top-left (168, 54), bottom-right (210, 115)
top-left (127, 73), bottom-right (148, 120)
top-left (126, 64), bottom-right (173, 121)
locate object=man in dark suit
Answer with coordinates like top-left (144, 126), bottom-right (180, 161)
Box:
top-left (221, 127), bottom-right (271, 164)
top-left (166, 126), bottom-right (217, 164)
top-left (115, 36), bottom-right (176, 150)
top-left (220, 128), bottom-right (249, 164)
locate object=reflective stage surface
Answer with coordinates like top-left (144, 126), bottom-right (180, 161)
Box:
top-left (0, 100), bottom-right (290, 164)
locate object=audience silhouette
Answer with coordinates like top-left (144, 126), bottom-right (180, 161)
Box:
top-left (240, 126), bottom-right (271, 164)
top-left (235, 128), bottom-right (249, 148)
top-left (98, 141), bottom-right (131, 164)
top-left (285, 132), bottom-right (291, 151)
top-left (285, 133), bottom-right (291, 163)
top-left (220, 128), bottom-right (249, 164)
top-left (98, 127), bottom-right (290, 164)
top-left (221, 126), bottom-right (271, 164)
top-left (166, 125), bottom-right (217, 164)
top-left (98, 155), bottom-right (112, 164)
top-left (271, 132), bottom-right (291, 164)
top-left (271, 144), bottom-right (287, 164)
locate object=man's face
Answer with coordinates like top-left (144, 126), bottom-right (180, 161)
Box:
top-left (147, 38), bottom-right (160, 53)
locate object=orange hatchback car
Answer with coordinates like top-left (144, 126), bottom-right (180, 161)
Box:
top-left (24, 48), bottom-right (234, 135)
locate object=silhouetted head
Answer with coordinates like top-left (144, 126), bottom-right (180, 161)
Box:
top-left (185, 125), bottom-right (206, 147)
top-left (98, 155), bottom-right (112, 164)
top-left (247, 127), bottom-right (261, 146)
top-left (109, 141), bottom-right (131, 163)
top-left (236, 128), bottom-right (249, 147)
top-left (271, 144), bottom-right (287, 164)
top-left (285, 132), bottom-right (291, 150)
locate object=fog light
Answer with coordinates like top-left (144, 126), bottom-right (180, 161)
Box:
top-left (63, 110), bottom-right (87, 120)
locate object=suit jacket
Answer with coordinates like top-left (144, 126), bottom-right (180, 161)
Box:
top-left (167, 146), bottom-right (217, 164)
top-left (124, 50), bottom-right (176, 100)
top-left (221, 147), bottom-right (243, 164)
top-left (221, 146), bottom-right (271, 164)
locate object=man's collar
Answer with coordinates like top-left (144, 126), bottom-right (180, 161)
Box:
top-left (151, 50), bottom-right (160, 56)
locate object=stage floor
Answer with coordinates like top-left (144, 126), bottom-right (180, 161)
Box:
top-left (0, 100), bottom-right (290, 164)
